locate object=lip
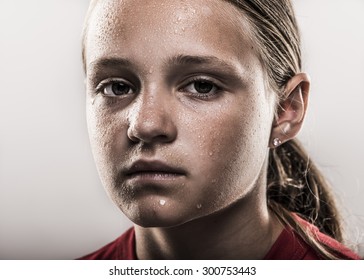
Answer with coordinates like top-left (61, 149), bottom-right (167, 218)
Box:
top-left (124, 160), bottom-right (187, 180)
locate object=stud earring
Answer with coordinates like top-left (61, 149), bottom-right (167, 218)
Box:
top-left (273, 138), bottom-right (282, 147)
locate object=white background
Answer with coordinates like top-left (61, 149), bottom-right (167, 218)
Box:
top-left (0, 0), bottom-right (363, 259)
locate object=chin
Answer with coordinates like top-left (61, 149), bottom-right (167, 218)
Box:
top-left (121, 203), bottom-right (196, 228)
top-left (129, 215), bottom-right (188, 228)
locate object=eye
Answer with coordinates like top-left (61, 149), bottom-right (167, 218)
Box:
top-left (97, 79), bottom-right (135, 96)
top-left (192, 81), bottom-right (214, 93)
top-left (104, 81), bottom-right (133, 96)
top-left (181, 78), bottom-right (221, 97)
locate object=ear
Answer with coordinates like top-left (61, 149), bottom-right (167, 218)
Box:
top-left (269, 73), bottom-right (310, 148)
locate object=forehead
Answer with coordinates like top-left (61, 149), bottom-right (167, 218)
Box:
top-left (85, 0), bottom-right (257, 69)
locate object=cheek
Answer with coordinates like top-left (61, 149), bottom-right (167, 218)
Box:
top-left (86, 102), bottom-right (128, 180)
top-left (186, 98), bottom-right (273, 203)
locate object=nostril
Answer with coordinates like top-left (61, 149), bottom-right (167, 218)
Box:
top-left (127, 121), bottom-right (175, 144)
top-left (127, 131), bottom-right (141, 143)
top-left (128, 113), bottom-right (178, 143)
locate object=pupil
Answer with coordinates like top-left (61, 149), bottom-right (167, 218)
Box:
top-left (112, 83), bottom-right (130, 95)
top-left (194, 81), bottom-right (213, 93)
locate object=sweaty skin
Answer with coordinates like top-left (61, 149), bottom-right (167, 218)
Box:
top-left (85, 0), bottom-right (283, 259)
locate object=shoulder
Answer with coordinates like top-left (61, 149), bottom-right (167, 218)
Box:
top-left (265, 214), bottom-right (360, 260)
top-left (78, 227), bottom-right (137, 260)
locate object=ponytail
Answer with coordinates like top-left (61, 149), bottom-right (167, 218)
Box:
top-left (267, 139), bottom-right (343, 259)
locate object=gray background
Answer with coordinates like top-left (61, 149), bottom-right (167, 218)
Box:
top-left (0, 0), bottom-right (363, 259)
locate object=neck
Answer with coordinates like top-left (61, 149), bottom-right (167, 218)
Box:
top-left (134, 175), bottom-right (283, 259)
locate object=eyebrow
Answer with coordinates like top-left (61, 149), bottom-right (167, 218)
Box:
top-left (166, 54), bottom-right (241, 74)
top-left (88, 57), bottom-right (133, 72)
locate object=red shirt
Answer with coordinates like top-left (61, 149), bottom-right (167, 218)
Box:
top-left (263, 216), bottom-right (360, 259)
top-left (79, 216), bottom-right (360, 260)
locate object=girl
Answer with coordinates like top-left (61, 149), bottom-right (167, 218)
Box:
top-left (80, 0), bottom-right (360, 259)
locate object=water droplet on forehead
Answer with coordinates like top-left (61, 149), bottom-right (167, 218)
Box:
top-left (159, 199), bottom-right (166, 206)
top-left (196, 204), bottom-right (202, 209)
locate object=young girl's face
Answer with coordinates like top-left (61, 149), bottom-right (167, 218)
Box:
top-left (85, 0), bottom-right (276, 227)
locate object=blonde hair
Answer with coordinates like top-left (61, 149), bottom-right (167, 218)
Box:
top-left (81, 0), bottom-right (98, 73)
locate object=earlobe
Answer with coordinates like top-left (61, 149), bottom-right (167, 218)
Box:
top-left (269, 73), bottom-right (310, 148)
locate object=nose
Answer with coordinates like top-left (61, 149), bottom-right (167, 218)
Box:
top-left (127, 91), bottom-right (177, 144)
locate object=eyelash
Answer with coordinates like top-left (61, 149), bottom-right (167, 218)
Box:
top-left (95, 78), bottom-right (135, 97)
top-left (179, 77), bottom-right (223, 99)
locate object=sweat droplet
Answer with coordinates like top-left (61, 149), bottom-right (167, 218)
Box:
top-left (196, 204), bottom-right (202, 209)
top-left (159, 199), bottom-right (166, 206)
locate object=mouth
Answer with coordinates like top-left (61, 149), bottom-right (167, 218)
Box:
top-left (124, 160), bottom-right (186, 181)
